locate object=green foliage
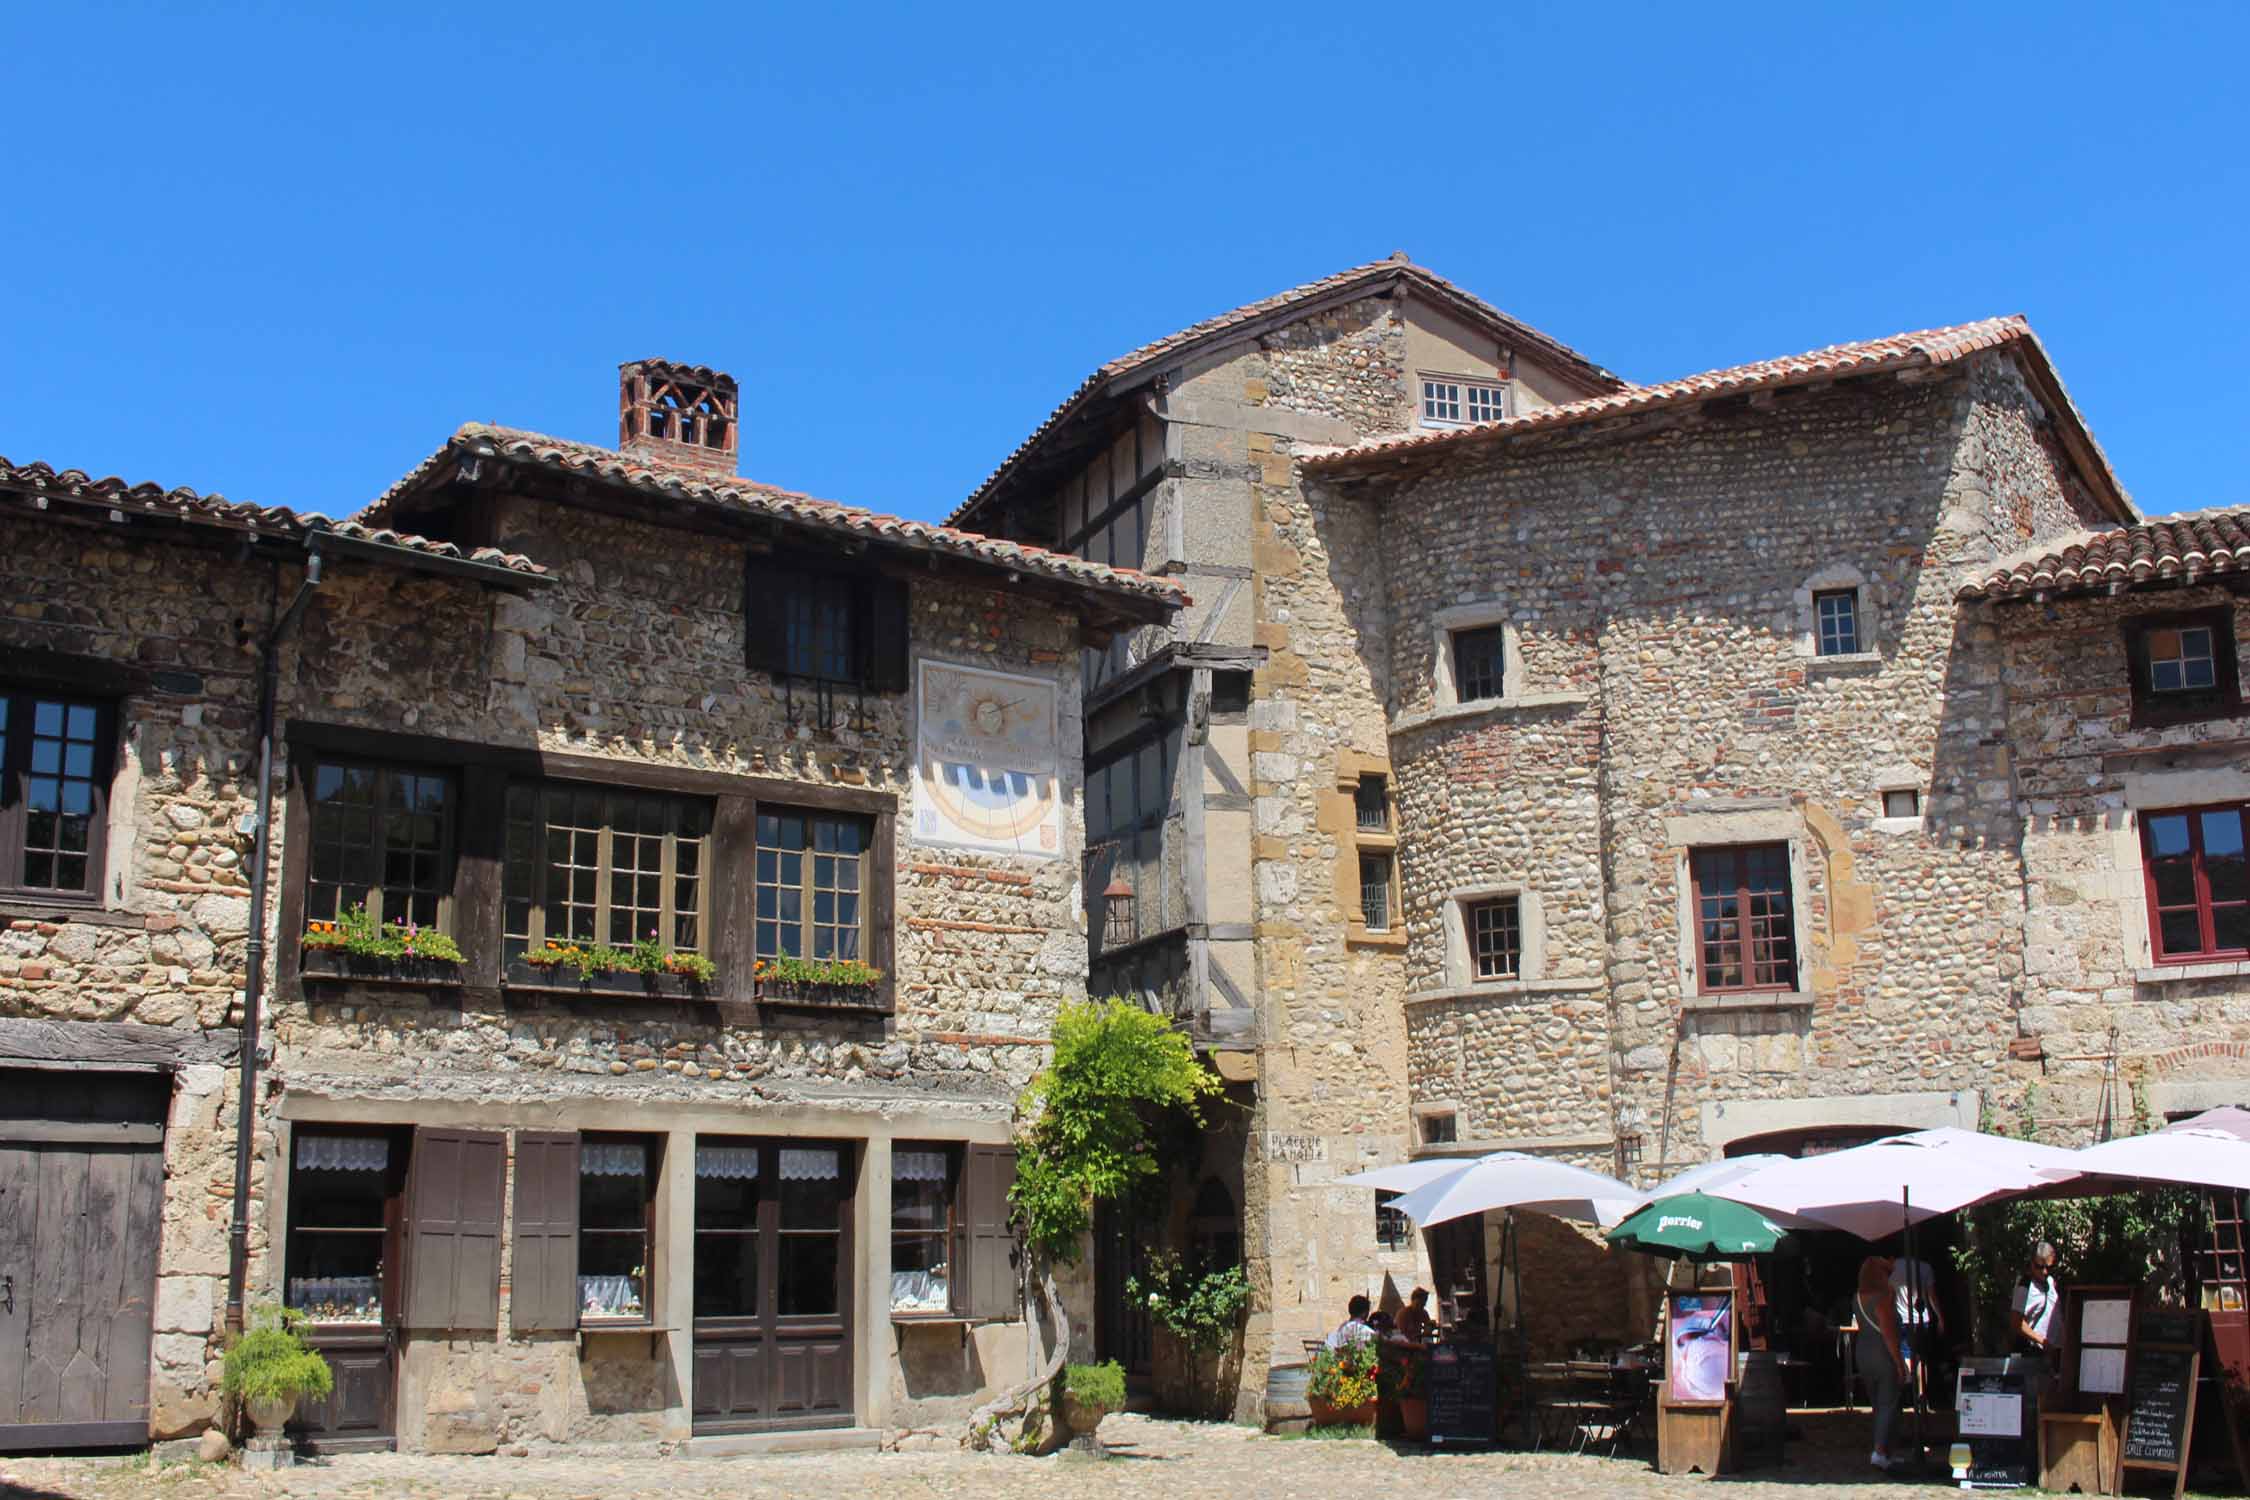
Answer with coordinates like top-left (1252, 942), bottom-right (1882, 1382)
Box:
top-left (1376, 1342), bottom-right (1423, 1400)
top-left (755, 954), bottom-right (882, 987)
top-left (1953, 1112), bottom-right (2202, 1352)
top-left (1009, 999), bottom-right (1220, 1263)
top-left (1306, 1339), bottom-right (1379, 1408)
top-left (1128, 1251), bottom-right (1251, 1357)
top-left (1298, 1422), bottom-right (1376, 1440)
top-left (222, 1306), bottom-right (334, 1404)
top-left (524, 937), bottom-right (717, 982)
top-left (301, 904), bottom-right (464, 965)
top-left (1064, 1360), bottom-right (1126, 1410)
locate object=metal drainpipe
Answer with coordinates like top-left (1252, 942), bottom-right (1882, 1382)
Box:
top-left (224, 550), bottom-right (323, 1335)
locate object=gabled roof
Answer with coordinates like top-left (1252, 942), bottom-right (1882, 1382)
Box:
top-left (947, 254), bottom-right (1624, 528)
top-left (1959, 506), bottom-right (2250, 602)
top-left (367, 423), bottom-right (1187, 616)
top-left (1305, 315), bottom-right (2135, 524)
top-left (0, 454), bottom-right (551, 581)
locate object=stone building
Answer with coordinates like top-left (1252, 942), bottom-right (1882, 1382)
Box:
top-left (0, 358), bottom-right (1181, 1454)
top-left (946, 255), bottom-right (1624, 1408)
top-left (1961, 509), bottom-right (2250, 1130)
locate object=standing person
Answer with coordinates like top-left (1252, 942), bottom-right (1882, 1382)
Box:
top-left (2011, 1242), bottom-right (2061, 1368)
top-left (1398, 1287), bottom-right (1434, 1341)
top-left (1891, 1246), bottom-right (1946, 1393)
top-left (1326, 1293), bottom-right (1374, 1350)
top-left (1855, 1255), bottom-right (1908, 1470)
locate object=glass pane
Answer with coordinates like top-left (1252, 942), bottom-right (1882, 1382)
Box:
top-left (32, 701), bottom-right (60, 737)
top-left (779, 1158), bottom-right (844, 1229)
top-left (892, 1172), bottom-right (949, 1233)
top-left (2147, 813), bottom-right (2192, 858)
top-left (693, 1233), bottom-right (759, 1319)
top-left (778, 1236), bottom-right (839, 1316)
top-left (65, 704), bottom-right (94, 740)
top-left (582, 1161), bottom-right (649, 1232)
top-left (2214, 904), bottom-right (2250, 955)
top-left (891, 1233), bottom-right (950, 1313)
top-left (2202, 810), bottom-right (2247, 904)
top-left (2159, 908), bottom-right (2205, 958)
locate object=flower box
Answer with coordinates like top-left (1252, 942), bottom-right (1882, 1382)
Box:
top-left (300, 949), bottom-right (464, 986)
top-left (505, 958), bottom-right (710, 1000)
top-left (754, 978), bottom-right (890, 1013)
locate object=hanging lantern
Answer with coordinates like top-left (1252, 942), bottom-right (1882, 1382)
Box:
top-left (1103, 875), bottom-right (1137, 948)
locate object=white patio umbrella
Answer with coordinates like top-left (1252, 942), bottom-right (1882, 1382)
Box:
top-left (2041, 1126), bottom-right (2250, 1193)
top-left (1332, 1155), bottom-right (1493, 1195)
top-left (1709, 1131), bottom-right (2073, 1241)
top-left (2163, 1106), bottom-right (2250, 1143)
top-left (1631, 1154), bottom-right (1823, 1229)
top-left (1385, 1151), bottom-right (1641, 1229)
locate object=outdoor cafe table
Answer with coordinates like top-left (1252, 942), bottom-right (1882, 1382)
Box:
top-left (1526, 1359), bottom-right (1654, 1455)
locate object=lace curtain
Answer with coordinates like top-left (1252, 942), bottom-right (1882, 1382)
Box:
top-left (894, 1150), bottom-right (949, 1183)
top-left (696, 1145), bottom-right (760, 1179)
top-left (581, 1142), bottom-right (646, 1178)
top-left (295, 1134), bottom-right (389, 1172)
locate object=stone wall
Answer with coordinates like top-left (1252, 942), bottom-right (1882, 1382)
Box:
top-left (1346, 353), bottom-right (2116, 1187)
top-left (1993, 583), bottom-right (2250, 1133)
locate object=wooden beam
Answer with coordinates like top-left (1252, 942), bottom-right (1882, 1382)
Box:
top-left (0, 1016), bottom-right (240, 1068)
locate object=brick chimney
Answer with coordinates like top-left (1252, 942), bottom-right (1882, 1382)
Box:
top-left (618, 359), bottom-right (738, 476)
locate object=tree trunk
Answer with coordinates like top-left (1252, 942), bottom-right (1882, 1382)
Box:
top-left (964, 1260), bottom-right (1069, 1450)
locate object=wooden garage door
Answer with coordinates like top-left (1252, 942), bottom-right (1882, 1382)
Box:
top-left (0, 1070), bottom-right (167, 1451)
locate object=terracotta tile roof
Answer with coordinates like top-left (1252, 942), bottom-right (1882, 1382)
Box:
top-left (1958, 506), bottom-right (2250, 602)
top-left (0, 454), bottom-right (550, 577)
top-left (368, 423), bottom-right (1188, 613)
top-left (947, 254), bottom-right (1624, 527)
top-left (1304, 315), bottom-right (2134, 522)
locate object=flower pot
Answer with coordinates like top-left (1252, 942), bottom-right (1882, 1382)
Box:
top-left (1306, 1393), bottom-right (1376, 1428)
top-left (301, 949), bottom-right (464, 986)
top-left (1062, 1394), bottom-right (1112, 1440)
top-left (246, 1391), bottom-right (299, 1436)
top-left (1397, 1395), bottom-right (1428, 1440)
top-left (755, 979), bottom-right (889, 1013)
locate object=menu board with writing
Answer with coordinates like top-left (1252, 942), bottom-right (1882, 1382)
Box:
top-left (2121, 1346), bottom-right (2196, 1469)
top-left (2079, 1347), bottom-right (2127, 1396)
top-left (2083, 1298), bottom-right (2133, 1346)
top-left (1425, 1340), bottom-right (1497, 1446)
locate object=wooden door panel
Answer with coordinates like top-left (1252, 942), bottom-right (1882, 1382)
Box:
top-left (0, 1145), bottom-right (36, 1424)
top-left (291, 1341), bottom-right (392, 1448)
top-left (770, 1338), bottom-right (849, 1419)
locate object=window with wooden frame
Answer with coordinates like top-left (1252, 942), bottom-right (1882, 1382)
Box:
top-left (890, 1145), bottom-right (957, 1316)
top-left (2141, 803), bottom-right (2250, 963)
top-left (2125, 607), bottom-right (2241, 727)
top-left (1420, 377), bottom-right (1506, 428)
top-left (1360, 852), bottom-right (1396, 932)
top-left (1689, 843), bottom-right (1798, 994)
top-left (743, 553), bottom-right (910, 701)
top-left (1451, 626), bottom-right (1507, 705)
top-left (1813, 589), bottom-right (1862, 657)
top-left (0, 689), bottom-right (114, 902)
top-left (1466, 896), bottom-right (1522, 980)
top-left (284, 1128), bottom-right (405, 1327)
top-left (502, 782), bottom-right (712, 963)
top-left (1355, 774), bottom-right (1391, 832)
top-left (1086, 732), bottom-right (1173, 954)
top-left (577, 1135), bottom-right (657, 1322)
top-left (305, 761), bottom-right (456, 929)
top-left (754, 807), bottom-right (870, 962)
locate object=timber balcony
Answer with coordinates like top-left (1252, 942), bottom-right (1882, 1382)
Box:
top-left (1083, 842), bottom-right (1255, 1047)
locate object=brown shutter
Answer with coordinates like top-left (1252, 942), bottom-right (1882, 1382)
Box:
top-left (510, 1132), bottom-right (579, 1333)
top-left (744, 552), bottom-right (793, 677)
top-left (962, 1145), bottom-right (1020, 1321)
top-left (403, 1127), bottom-right (506, 1330)
top-left (865, 576), bottom-right (911, 695)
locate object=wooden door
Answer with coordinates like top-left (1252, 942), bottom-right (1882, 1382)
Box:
top-left (0, 1070), bottom-right (166, 1451)
top-left (291, 1333), bottom-right (392, 1450)
top-left (690, 1139), bottom-right (854, 1434)
top-left (1094, 1197), bottom-right (1154, 1377)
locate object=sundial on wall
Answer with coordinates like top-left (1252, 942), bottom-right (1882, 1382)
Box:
top-left (914, 660), bottom-right (1062, 859)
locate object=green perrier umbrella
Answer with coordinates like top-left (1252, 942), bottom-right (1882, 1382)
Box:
top-left (1604, 1191), bottom-right (1793, 1260)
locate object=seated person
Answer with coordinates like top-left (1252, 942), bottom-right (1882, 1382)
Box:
top-left (1398, 1287), bottom-right (1435, 1341)
top-left (1325, 1293), bottom-right (1375, 1349)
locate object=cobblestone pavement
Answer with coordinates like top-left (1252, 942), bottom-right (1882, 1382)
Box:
top-left (0, 1415), bottom-right (1978, 1500)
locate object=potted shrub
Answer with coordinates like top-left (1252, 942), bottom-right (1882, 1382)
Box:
top-left (222, 1306), bottom-right (333, 1440)
top-left (1061, 1359), bottom-right (1126, 1445)
top-left (1378, 1339), bottom-right (1428, 1440)
top-left (1127, 1251), bottom-right (1250, 1419)
top-left (1305, 1338), bottom-right (1378, 1428)
top-left (301, 904), bottom-right (464, 983)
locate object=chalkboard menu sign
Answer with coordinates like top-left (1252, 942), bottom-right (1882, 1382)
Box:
top-left (1426, 1339), bottom-right (1497, 1446)
top-left (1956, 1366), bottom-right (2038, 1487)
top-left (2121, 1346), bottom-right (2195, 1468)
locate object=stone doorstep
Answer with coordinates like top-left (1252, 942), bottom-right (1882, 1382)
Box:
top-left (683, 1426), bottom-right (884, 1458)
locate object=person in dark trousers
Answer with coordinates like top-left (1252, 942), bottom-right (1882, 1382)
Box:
top-left (1854, 1254), bottom-right (1908, 1470)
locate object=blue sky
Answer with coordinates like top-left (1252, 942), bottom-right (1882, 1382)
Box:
top-left (4, 3), bottom-right (2243, 523)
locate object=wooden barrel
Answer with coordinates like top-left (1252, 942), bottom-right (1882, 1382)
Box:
top-left (1264, 1362), bottom-right (1311, 1429)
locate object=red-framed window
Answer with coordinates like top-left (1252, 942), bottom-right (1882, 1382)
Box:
top-left (2141, 803), bottom-right (2250, 963)
top-left (1690, 843), bottom-right (1798, 993)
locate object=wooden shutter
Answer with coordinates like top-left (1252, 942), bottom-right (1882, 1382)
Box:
top-left (403, 1127), bottom-right (506, 1330)
top-left (744, 552), bottom-right (794, 677)
top-left (961, 1145), bottom-right (1020, 1321)
top-left (510, 1132), bottom-right (579, 1333)
top-left (865, 575), bottom-right (911, 695)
